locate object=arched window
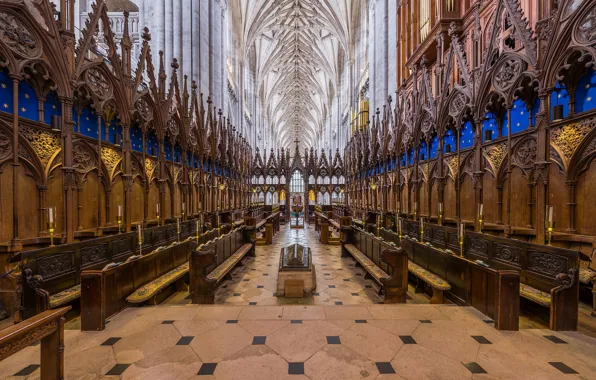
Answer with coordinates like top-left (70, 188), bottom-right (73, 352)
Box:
top-left (290, 170), bottom-right (304, 193)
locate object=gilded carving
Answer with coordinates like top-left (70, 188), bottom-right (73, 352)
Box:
top-left (21, 127), bottom-right (61, 166)
top-left (145, 157), bottom-right (157, 179)
top-left (551, 122), bottom-right (593, 159)
top-left (446, 156), bottom-right (459, 177)
top-left (485, 142), bottom-right (507, 173)
top-left (101, 147), bottom-right (121, 174)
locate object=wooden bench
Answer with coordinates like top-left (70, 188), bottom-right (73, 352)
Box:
top-left (340, 225), bottom-right (409, 303)
top-left (18, 219), bottom-right (201, 320)
top-left (80, 239), bottom-right (198, 331)
top-left (399, 218), bottom-right (579, 331)
top-left (190, 226), bottom-right (256, 304)
top-left (0, 307), bottom-right (71, 379)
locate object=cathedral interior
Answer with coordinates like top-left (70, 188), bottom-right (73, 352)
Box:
top-left (2, 0), bottom-right (596, 378)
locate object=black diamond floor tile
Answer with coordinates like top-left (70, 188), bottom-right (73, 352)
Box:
top-left (549, 362), bottom-right (578, 374)
top-left (399, 335), bottom-right (417, 344)
top-left (226, 320), bottom-right (238, 323)
top-left (471, 335), bottom-right (492, 344)
top-left (101, 337), bottom-right (121, 346)
top-left (327, 336), bottom-right (341, 344)
top-left (419, 320), bottom-right (432, 323)
top-left (252, 336), bottom-right (266, 345)
top-left (544, 335), bottom-right (567, 344)
top-left (462, 362), bottom-right (487, 374)
top-left (105, 364), bottom-right (131, 376)
top-left (14, 365), bottom-right (40, 376)
top-left (176, 336), bottom-right (194, 345)
top-left (288, 362), bottom-right (304, 375)
top-left (376, 362), bottom-right (396, 374)
top-left (162, 320), bottom-right (175, 324)
top-left (335, 301), bottom-right (343, 305)
top-left (355, 320), bottom-right (367, 323)
top-left (198, 363), bottom-right (218, 375)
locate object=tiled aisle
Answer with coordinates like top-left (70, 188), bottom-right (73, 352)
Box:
top-left (2, 304), bottom-right (596, 379)
top-left (3, 225), bottom-right (596, 379)
top-left (168, 224), bottom-right (389, 306)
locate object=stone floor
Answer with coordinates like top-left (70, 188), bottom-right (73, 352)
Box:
top-left (2, 224), bottom-right (596, 379)
top-left (166, 224), bottom-right (426, 307)
top-left (3, 304), bottom-right (596, 379)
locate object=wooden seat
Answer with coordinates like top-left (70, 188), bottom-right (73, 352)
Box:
top-left (127, 262), bottom-right (190, 304)
top-left (520, 283), bottom-right (551, 307)
top-left (408, 260), bottom-right (451, 304)
top-left (190, 227), bottom-right (255, 304)
top-left (207, 244), bottom-right (252, 282)
top-left (48, 285), bottom-right (81, 309)
top-left (344, 244), bottom-right (389, 282)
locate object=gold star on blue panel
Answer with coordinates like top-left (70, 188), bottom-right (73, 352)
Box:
top-left (3, 103), bottom-right (7, 109)
top-left (1, 83), bottom-right (6, 89)
top-left (21, 107), bottom-right (26, 112)
top-left (52, 105), bottom-right (56, 109)
top-left (24, 93), bottom-right (29, 99)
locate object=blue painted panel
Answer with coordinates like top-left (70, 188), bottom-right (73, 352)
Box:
top-left (444, 129), bottom-right (456, 153)
top-left (510, 98), bottom-right (529, 134)
top-left (0, 70), bottom-right (12, 113)
top-left (79, 107), bottom-right (98, 138)
top-left (18, 81), bottom-right (38, 120)
top-left (409, 148), bottom-right (415, 165)
top-left (130, 124), bottom-right (143, 152)
top-left (164, 139), bottom-right (172, 161)
top-left (400, 153), bottom-right (407, 167)
top-left (419, 141), bottom-right (428, 162)
top-left (550, 82), bottom-right (569, 121)
top-left (43, 91), bottom-right (62, 124)
top-left (147, 130), bottom-right (159, 156)
top-left (576, 70), bottom-right (596, 113)
top-left (460, 121), bottom-right (474, 149)
top-left (430, 136), bottom-right (439, 159)
top-left (482, 112), bottom-right (499, 142)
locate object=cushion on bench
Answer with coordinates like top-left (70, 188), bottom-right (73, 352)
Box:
top-left (408, 261), bottom-right (451, 290)
top-left (127, 263), bottom-right (190, 304)
top-left (520, 283), bottom-right (551, 307)
top-left (344, 244), bottom-right (389, 281)
top-left (579, 268), bottom-right (596, 285)
top-left (49, 284), bottom-right (81, 309)
top-left (207, 243), bottom-right (252, 282)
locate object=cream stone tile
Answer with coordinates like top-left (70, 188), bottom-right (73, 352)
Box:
top-left (122, 347), bottom-right (202, 380)
top-left (190, 323), bottom-right (253, 363)
top-left (412, 320), bottom-right (481, 363)
top-left (340, 323), bottom-right (404, 362)
top-left (238, 320), bottom-right (290, 336)
top-left (216, 345), bottom-right (309, 380)
top-left (391, 344), bottom-right (473, 380)
top-left (238, 306), bottom-right (283, 320)
top-left (266, 322), bottom-right (327, 362)
top-left (192, 305), bottom-right (242, 320)
top-left (368, 319), bottom-right (421, 336)
top-left (303, 319), bottom-right (355, 336)
top-left (305, 344), bottom-right (380, 380)
top-left (172, 319), bottom-right (224, 336)
top-left (324, 305), bottom-right (374, 320)
top-left (367, 304), bottom-right (447, 320)
top-left (282, 305), bottom-right (327, 320)
top-left (113, 324), bottom-right (181, 363)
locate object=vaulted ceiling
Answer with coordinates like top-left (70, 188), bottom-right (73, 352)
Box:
top-left (229, 0), bottom-right (351, 152)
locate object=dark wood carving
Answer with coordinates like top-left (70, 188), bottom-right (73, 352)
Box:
top-left (380, 248), bottom-right (409, 303)
top-left (81, 244), bottom-right (108, 266)
top-left (36, 253), bottom-right (74, 279)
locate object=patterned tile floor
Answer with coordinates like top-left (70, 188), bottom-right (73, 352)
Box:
top-left (168, 224), bottom-right (424, 306)
top-left (2, 304), bottom-right (596, 379)
top-left (3, 224), bottom-right (596, 379)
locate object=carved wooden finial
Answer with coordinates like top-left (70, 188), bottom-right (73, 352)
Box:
top-left (142, 27), bottom-right (151, 41)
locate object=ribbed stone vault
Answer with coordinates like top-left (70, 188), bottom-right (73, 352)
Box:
top-left (230, 0), bottom-right (349, 151)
